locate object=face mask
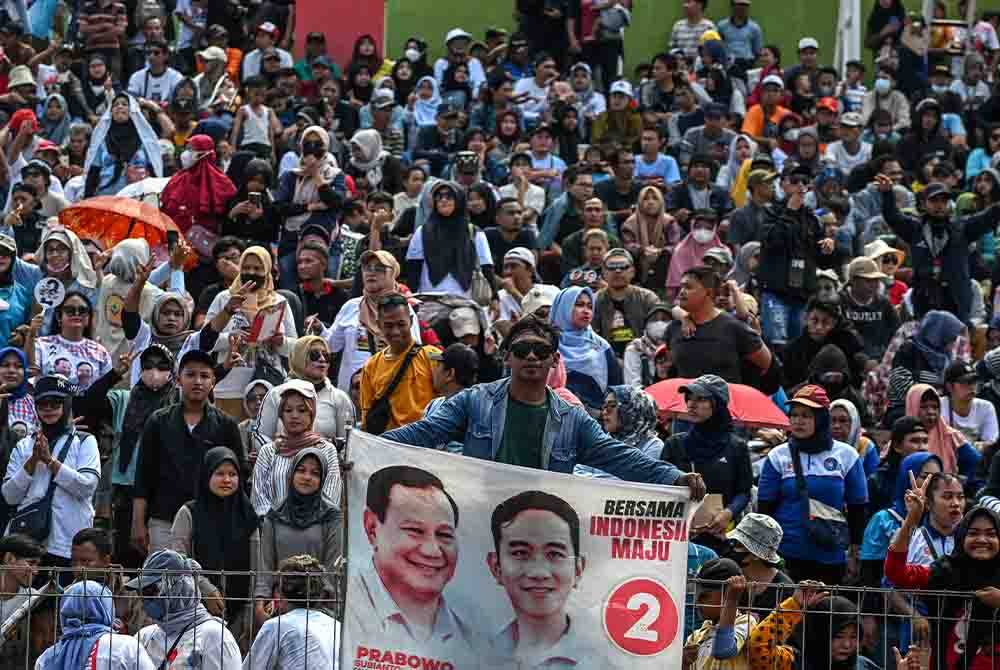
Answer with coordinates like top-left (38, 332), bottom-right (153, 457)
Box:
top-left (645, 321), bottom-right (668, 342)
top-left (179, 150), bottom-right (195, 170)
top-left (783, 128), bottom-right (800, 142)
top-left (692, 228), bottom-right (715, 244)
top-left (405, 48), bottom-right (421, 63)
top-left (932, 84), bottom-right (949, 94)
top-left (818, 85), bottom-right (834, 96)
top-left (302, 140), bottom-right (325, 158)
top-left (874, 78), bottom-right (891, 94)
top-left (241, 273), bottom-right (266, 289)
top-left (142, 596), bottom-right (165, 622)
top-left (140, 367), bottom-right (172, 391)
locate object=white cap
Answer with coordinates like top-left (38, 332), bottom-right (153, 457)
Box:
top-left (522, 285), bottom-right (559, 317)
top-left (503, 247), bottom-right (536, 269)
top-left (839, 112), bottom-right (863, 127)
top-left (449, 307), bottom-right (480, 338)
top-left (762, 74), bottom-right (785, 88)
top-left (445, 28), bottom-right (472, 44)
top-left (197, 46), bottom-right (227, 62)
top-left (798, 37), bottom-right (819, 50)
top-left (609, 80), bottom-right (633, 97)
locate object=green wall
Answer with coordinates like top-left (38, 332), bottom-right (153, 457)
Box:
top-left (385, 0), bottom-right (1000, 76)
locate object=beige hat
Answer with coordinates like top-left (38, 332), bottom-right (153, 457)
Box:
top-left (865, 239), bottom-right (905, 266)
top-left (521, 285), bottom-right (558, 317)
top-left (449, 307), bottom-right (480, 338)
top-left (7, 65), bottom-right (34, 90)
top-left (848, 256), bottom-right (888, 280)
top-left (197, 46), bottom-right (228, 62)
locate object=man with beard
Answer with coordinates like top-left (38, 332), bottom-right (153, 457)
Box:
top-left (877, 176), bottom-right (1000, 323)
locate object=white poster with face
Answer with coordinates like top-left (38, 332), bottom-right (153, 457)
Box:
top-left (342, 431), bottom-right (693, 670)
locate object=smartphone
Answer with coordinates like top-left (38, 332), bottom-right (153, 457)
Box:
top-left (167, 230), bottom-right (178, 254)
top-left (249, 192), bottom-right (262, 208)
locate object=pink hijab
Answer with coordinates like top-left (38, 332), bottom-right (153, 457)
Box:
top-left (547, 358), bottom-right (583, 406)
top-left (666, 228), bottom-right (724, 290)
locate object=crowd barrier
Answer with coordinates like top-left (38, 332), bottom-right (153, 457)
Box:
top-left (0, 565), bottom-right (996, 669)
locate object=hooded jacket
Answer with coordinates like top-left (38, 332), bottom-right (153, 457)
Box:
top-left (896, 101), bottom-right (954, 171)
top-left (273, 126), bottom-right (346, 241)
top-left (758, 199), bottom-right (824, 301)
top-left (804, 345), bottom-right (872, 426)
top-left (783, 321), bottom-right (866, 390)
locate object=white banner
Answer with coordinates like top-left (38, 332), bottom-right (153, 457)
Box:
top-left (341, 431), bottom-right (694, 670)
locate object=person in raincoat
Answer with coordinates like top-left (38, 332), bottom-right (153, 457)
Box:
top-left (83, 92), bottom-right (163, 198)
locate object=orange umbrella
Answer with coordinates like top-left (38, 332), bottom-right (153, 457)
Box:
top-left (647, 378), bottom-right (790, 429)
top-left (58, 196), bottom-right (181, 250)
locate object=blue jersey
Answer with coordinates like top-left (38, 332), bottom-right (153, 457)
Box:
top-left (758, 440), bottom-right (868, 564)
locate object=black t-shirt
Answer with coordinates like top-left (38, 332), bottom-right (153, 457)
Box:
top-left (484, 226), bottom-right (538, 264)
top-left (595, 179), bottom-right (641, 214)
top-left (665, 312), bottom-right (763, 384)
top-left (606, 298), bottom-right (635, 358)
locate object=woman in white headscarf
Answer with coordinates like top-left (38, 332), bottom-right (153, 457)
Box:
top-left (346, 128), bottom-right (403, 194)
top-left (36, 225), bottom-right (98, 335)
top-left (83, 92), bottom-right (163, 197)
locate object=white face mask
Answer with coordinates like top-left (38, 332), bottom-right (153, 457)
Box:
top-left (405, 48), bottom-right (421, 63)
top-left (692, 228), bottom-right (715, 244)
top-left (645, 320), bottom-right (668, 342)
top-left (180, 150), bottom-right (195, 169)
top-left (874, 77), bottom-right (892, 94)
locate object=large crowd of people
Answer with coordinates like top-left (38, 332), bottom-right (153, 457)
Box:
top-left (0, 0), bottom-right (997, 666)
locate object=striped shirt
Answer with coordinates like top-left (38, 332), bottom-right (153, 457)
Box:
top-left (671, 17), bottom-right (716, 60)
top-left (77, 0), bottom-right (128, 51)
top-left (250, 440), bottom-right (341, 516)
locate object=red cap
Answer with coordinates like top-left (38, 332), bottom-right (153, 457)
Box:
top-left (36, 139), bottom-right (59, 153)
top-left (817, 97), bottom-right (839, 113)
top-left (654, 344), bottom-right (670, 360)
top-left (7, 109), bottom-right (36, 134)
top-left (257, 21), bottom-right (280, 38)
top-left (788, 384), bottom-right (831, 410)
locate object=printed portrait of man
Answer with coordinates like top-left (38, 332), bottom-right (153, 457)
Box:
top-left (348, 465), bottom-right (477, 659)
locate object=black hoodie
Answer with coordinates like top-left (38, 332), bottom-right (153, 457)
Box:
top-left (805, 344), bottom-right (872, 427)
top-left (782, 324), bottom-right (866, 390)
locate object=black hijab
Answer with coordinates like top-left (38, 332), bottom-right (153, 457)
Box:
top-left (795, 596), bottom-right (859, 670)
top-left (106, 93), bottom-right (140, 164)
top-left (467, 181), bottom-right (496, 230)
top-left (423, 181), bottom-right (476, 290)
top-left (867, 0), bottom-right (905, 45)
top-left (391, 60), bottom-right (417, 105)
top-left (268, 448), bottom-right (340, 529)
top-left (190, 447), bottom-right (258, 602)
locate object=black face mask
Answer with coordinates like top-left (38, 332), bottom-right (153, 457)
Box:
top-left (302, 140), bottom-right (325, 158)
top-left (241, 273), bottom-right (266, 289)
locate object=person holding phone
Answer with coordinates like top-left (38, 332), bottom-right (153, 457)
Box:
top-left (222, 157), bottom-right (275, 248)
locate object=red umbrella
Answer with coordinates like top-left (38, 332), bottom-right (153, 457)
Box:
top-left (646, 378), bottom-right (789, 429)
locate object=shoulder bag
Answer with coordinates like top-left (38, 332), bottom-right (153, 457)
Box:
top-left (9, 434), bottom-right (78, 542)
top-left (468, 225), bottom-right (492, 307)
top-left (364, 346), bottom-right (421, 435)
top-left (789, 445), bottom-right (850, 551)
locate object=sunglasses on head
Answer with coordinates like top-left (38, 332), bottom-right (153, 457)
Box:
top-left (61, 305), bottom-right (90, 316)
top-left (308, 349), bottom-right (332, 363)
top-left (509, 340), bottom-right (554, 359)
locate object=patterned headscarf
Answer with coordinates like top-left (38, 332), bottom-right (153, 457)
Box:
top-left (608, 385), bottom-right (658, 449)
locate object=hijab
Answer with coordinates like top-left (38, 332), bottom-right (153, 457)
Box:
top-left (38, 226), bottom-right (98, 289)
top-left (797, 596), bottom-right (859, 670)
top-left (42, 581), bottom-right (113, 670)
top-left (147, 554), bottom-right (215, 636)
top-left (358, 250), bottom-right (401, 340)
top-left (683, 377), bottom-right (735, 462)
top-left (349, 129), bottom-right (390, 189)
top-left (228, 246), bottom-right (280, 320)
top-left (412, 76), bottom-right (441, 127)
top-left (151, 292), bottom-right (193, 357)
top-left (621, 186), bottom-right (673, 251)
top-left (728, 241), bottom-right (760, 287)
top-left (551, 286), bottom-right (611, 391)
top-left (274, 382), bottom-right (325, 457)
top-left (242, 379), bottom-right (272, 418)
top-left (41, 93), bottom-right (70, 146)
top-left (0, 347), bottom-right (29, 399)
top-left (892, 453), bottom-right (942, 518)
top-left (391, 60), bottom-right (417, 104)
top-left (84, 93), bottom-right (163, 182)
top-left (830, 399), bottom-right (862, 447)
top-left (189, 447), bottom-right (257, 601)
top-left (666, 223), bottom-right (724, 290)
top-left (159, 133), bottom-right (237, 233)
top-left (119, 343), bottom-right (176, 473)
top-left (105, 238), bottom-right (149, 283)
top-left (725, 134), bottom-right (757, 178)
top-left (289, 126), bottom-right (340, 231)
top-left (912, 310), bottom-right (965, 376)
top-left (422, 181), bottom-right (476, 290)
top-left (789, 404), bottom-right (833, 455)
top-left (289, 336), bottom-right (329, 382)
top-left (467, 182), bottom-right (496, 230)
top-left (905, 384), bottom-right (964, 474)
top-left (268, 447), bottom-right (340, 529)
top-left (608, 386), bottom-right (659, 449)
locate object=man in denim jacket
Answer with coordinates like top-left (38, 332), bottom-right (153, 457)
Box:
top-left (384, 316), bottom-right (706, 498)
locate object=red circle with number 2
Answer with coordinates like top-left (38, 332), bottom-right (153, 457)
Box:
top-left (603, 577), bottom-right (679, 656)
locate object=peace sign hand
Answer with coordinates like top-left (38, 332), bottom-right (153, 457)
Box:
top-left (904, 470), bottom-right (930, 524)
top-left (225, 281), bottom-right (256, 314)
top-left (114, 349), bottom-right (135, 377)
top-left (133, 256), bottom-right (156, 287)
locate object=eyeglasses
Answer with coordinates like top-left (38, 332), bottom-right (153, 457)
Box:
top-left (605, 262), bottom-right (632, 272)
top-left (362, 263), bottom-right (389, 274)
top-left (433, 190), bottom-right (456, 202)
top-left (141, 360), bottom-right (172, 372)
top-left (308, 349), bottom-right (332, 363)
top-left (509, 340), bottom-right (554, 359)
top-left (881, 255), bottom-right (900, 265)
top-left (61, 305), bottom-right (90, 316)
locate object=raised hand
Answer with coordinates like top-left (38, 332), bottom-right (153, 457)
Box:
top-left (114, 350), bottom-right (136, 377)
top-left (793, 581), bottom-right (829, 610)
top-left (133, 256), bottom-right (156, 287)
top-left (225, 281), bottom-right (256, 314)
top-left (904, 470), bottom-right (930, 525)
top-left (723, 575), bottom-right (748, 604)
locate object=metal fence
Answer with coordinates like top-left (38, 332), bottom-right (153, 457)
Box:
top-left (1, 566), bottom-right (998, 669)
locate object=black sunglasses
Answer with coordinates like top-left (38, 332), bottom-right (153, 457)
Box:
top-left (509, 340), bottom-right (554, 359)
top-left (141, 359), bottom-right (172, 372)
top-left (61, 305), bottom-right (90, 316)
top-left (308, 349), bottom-right (332, 363)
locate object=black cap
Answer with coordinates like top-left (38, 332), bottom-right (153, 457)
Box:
top-left (945, 360), bottom-right (978, 385)
top-left (782, 160), bottom-right (813, 178)
top-left (207, 24), bottom-right (228, 38)
top-left (454, 151), bottom-right (479, 174)
top-left (485, 26), bottom-right (508, 40)
top-left (428, 342), bottom-right (480, 373)
top-left (697, 558), bottom-right (743, 590)
top-left (34, 375), bottom-right (73, 400)
top-left (924, 181), bottom-right (950, 200)
top-left (172, 97), bottom-right (194, 113)
top-left (688, 153), bottom-right (715, 169)
top-left (704, 102), bottom-right (727, 117)
top-left (140, 342), bottom-right (175, 367)
top-left (178, 349), bottom-right (215, 371)
top-left (509, 151), bottom-right (532, 165)
top-left (750, 153), bottom-right (775, 169)
top-left (22, 160), bottom-right (51, 178)
top-left (530, 123), bottom-right (554, 138)
top-left (692, 208), bottom-right (719, 222)
top-left (299, 223), bottom-right (331, 245)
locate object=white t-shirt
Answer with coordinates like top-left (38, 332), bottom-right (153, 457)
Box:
top-left (406, 226), bottom-right (494, 296)
top-left (906, 526), bottom-right (955, 568)
top-left (940, 396), bottom-right (999, 444)
top-left (823, 140), bottom-right (873, 174)
top-left (324, 297), bottom-right (422, 391)
top-left (126, 66), bottom-right (185, 102)
top-left (513, 77), bottom-right (550, 122)
top-left (174, 0), bottom-right (207, 49)
top-left (499, 181), bottom-right (547, 219)
top-left (35, 632), bottom-right (156, 670)
top-left (498, 288), bottom-right (522, 321)
top-left (137, 619), bottom-right (242, 670)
